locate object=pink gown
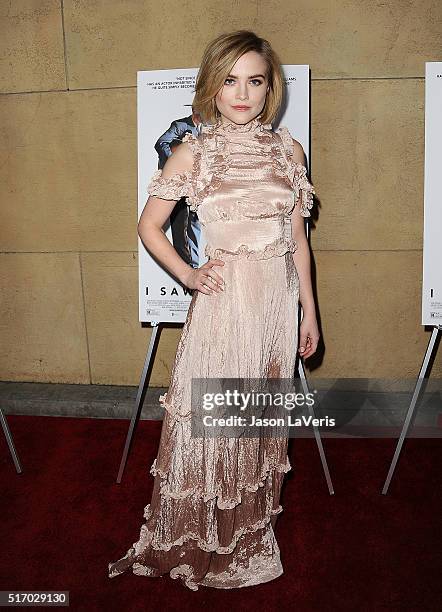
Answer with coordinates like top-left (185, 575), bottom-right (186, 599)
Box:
top-left (108, 117), bottom-right (315, 590)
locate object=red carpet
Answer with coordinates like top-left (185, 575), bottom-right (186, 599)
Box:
top-left (1, 415), bottom-right (441, 611)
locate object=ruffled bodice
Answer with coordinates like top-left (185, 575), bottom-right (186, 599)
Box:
top-left (147, 116), bottom-right (315, 261)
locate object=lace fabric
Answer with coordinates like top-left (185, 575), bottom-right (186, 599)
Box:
top-left (204, 236), bottom-right (297, 262)
top-left (146, 168), bottom-right (193, 201)
top-left (146, 120), bottom-right (316, 227)
top-left (275, 126), bottom-right (316, 217)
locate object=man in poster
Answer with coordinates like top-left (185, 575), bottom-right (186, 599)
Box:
top-left (154, 106), bottom-right (202, 270)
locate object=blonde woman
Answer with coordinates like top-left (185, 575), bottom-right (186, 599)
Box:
top-left (109, 30), bottom-right (319, 591)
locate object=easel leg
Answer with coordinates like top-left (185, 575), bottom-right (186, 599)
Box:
top-left (298, 361), bottom-right (335, 495)
top-left (382, 325), bottom-right (441, 495)
top-left (116, 322), bottom-right (161, 483)
top-left (0, 408), bottom-right (22, 474)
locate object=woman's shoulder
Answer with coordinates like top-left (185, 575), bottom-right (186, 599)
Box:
top-left (274, 124), bottom-right (295, 146)
top-left (273, 125), bottom-right (305, 163)
top-left (162, 138), bottom-right (194, 175)
top-left (163, 127), bottom-right (201, 170)
top-left (181, 129), bottom-right (203, 149)
top-left (178, 130), bottom-right (205, 163)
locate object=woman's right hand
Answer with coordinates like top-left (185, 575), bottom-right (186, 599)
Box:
top-left (182, 259), bottom-right (225, 295)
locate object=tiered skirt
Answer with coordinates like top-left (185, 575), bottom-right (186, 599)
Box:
top-left (108, 252), bottom-right (299, 590)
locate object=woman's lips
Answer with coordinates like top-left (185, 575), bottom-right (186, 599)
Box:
top-left (232, 106), bottom-right (251, 111)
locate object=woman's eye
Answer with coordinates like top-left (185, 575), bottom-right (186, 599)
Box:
top-left (224, 78), bottom-right (263, 86)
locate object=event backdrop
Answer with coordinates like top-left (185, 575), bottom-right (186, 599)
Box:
top-left (137, 66), bottom-right (311, 323)
top-left (422, 62), bottom-right (442, 326)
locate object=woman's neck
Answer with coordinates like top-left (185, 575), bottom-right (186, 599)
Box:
top-left (218, 114), bottom-right (261, 127)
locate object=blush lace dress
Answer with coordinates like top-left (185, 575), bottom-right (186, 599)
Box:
top-left (108, 116), bottom-right (315, 590)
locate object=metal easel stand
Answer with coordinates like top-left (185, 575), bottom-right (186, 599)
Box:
top-left (0, 408), bottom-right (22, 474)
top-left (297, 350), bottom-right (335, 496)
top-left (116, 321), bottom-right (161, 483)
top-left (382, 324), bottom-right (441, 495)
top-left (300, 207), bottom-right (334, 494)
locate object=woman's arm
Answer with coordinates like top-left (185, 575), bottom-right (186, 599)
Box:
top-left (290, 140), bottom-right (320, 358)
top-left (137, 143), bottom-right (225, 293)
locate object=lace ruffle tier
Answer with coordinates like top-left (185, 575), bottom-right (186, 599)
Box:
top-left (108, 386), bottom-right (292, 590)
top-left (147, 123), bottom-right (315, 219)
top-left (203, 236), bottom-right (297, 262)
top-left (276, 126), bottom-right (316, 217)
top-left (156, 392), bottom-right (292, 508)
top-left (146, 168), bottom-right (193, 201)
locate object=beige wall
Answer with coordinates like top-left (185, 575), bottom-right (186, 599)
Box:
top-left (1, 0), bottom-right (441, 385)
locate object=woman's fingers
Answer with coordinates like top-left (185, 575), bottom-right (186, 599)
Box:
top-left (207, 260), bottom-right (225, 287)
top-left (299, 334), bottom-right (319, 358)
top-left (196, 271), bottom-right (222, 295)
top-left (197, 280), bottom-right (213, 295)
top-left (204, 273), bottom-right (224, 292)
top-left (299, 331), bottom-right (308, 354)
top-left (202, 261), bottom-right (225, 292)
top-left (300, 337), bottom-right (312, 357)
top-left (191, 259), bottom-right (226, 295)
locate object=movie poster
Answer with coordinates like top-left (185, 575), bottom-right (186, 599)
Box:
top-left (137, 66), bottom-right (311, 323)
top-left (422, 62), bottom-right (442, 326)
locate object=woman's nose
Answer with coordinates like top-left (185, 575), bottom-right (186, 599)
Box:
top-left (236, 86), bottom-right (249, 100)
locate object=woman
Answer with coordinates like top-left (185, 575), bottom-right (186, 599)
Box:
top-left (108, 30), bottom-right (319, 591)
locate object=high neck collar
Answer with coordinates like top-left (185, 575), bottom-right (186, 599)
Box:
top-left (201, 116), bottom-right (272, 136)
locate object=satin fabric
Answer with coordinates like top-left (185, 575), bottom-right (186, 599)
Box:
top-left (108, 117), bottom-right (315, 590)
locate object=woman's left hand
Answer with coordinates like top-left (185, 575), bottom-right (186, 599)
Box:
top-left (298, 313), bottom-right (320, 359)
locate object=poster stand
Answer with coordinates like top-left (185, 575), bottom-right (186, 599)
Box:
top-left (0, 408), bottom-right (22, 473)
top-left (115, 321), bottom-right (161, 484)
top-left (381, 324), bottom-right (441, 494)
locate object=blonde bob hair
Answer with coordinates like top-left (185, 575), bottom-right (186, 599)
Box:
top-left (192, 30), bottom-right (284, 126)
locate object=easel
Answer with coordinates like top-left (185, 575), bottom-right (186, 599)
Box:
top-left (1, 408), bottom-right (22, 473)
top-left (115, 321), bottom-right (161, 484)
top-left (382, 324), bottom-right (441, 494)
top-left (297, 361), bottom-right (334, 495)
top-left (295, 212), bottom-right (334, 495)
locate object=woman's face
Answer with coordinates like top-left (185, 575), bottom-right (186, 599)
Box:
top-left (215, 50), bottom-right (269, 126)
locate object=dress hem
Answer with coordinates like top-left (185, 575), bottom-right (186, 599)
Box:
top-left (108, 509), bottom-right (284, 591)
